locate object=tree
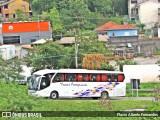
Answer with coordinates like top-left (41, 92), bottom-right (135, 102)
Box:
top-left (25, 38), bottom-right (114, 71)
top-left (49, 8), bottom-right (63, 33)
top-left (85, 0), bottom-right (112, 14)
top-left (116, 60), bottom-right (137, 72)
top-left (0, 57), bottom-right (22, 82)
top-left (82, 54), bottom-right (115, 70)
top-left (25, 41), bottom-right (74, 72)
top-left (112, 0), bottom-right (128, 15)
top-left (15, 9), bottom-right (29, 21)
top-left (82, 54), bottom-right (106, 69)
top-left (60, 0), bottom-right (93, 30)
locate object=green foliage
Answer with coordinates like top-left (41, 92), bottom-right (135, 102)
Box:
top-left (101, 62), bottom-right (115, 71)
top-left (25, 41), bottom-right (75, 72)
top-left (30, 0), bottom-right (126, 33)
top-left (25, 39), bottom-right (113, 71)
top-left (112, 0), bottom-right (128, 15)
top-left (116, 60), bottom-right (137, 71)
top-left (155, 48), bottom-right (160, 55)
top-left (0, 57), bottom-right (23, 82)
top-left (0, 80), bottom-right (37, 111)
top-left (15, 9), bottom-right (29, 21)
top-left (50, 8), bottom-right (63, 32)
top-left (128, 21), bottom-right (136, 24)
top-left (106, 17), bottom-right (123, 24)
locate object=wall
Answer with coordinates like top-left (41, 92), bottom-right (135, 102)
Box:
top-left (138, 1), bottom-right (160, 28)
top-left (8, 0), bottom-right (30, 14)
top-left (1, 21), bottom-right (52, 44)
top-left (110, 38), bottom-right (160, 55)
top-left (109, 36), bottom-right (138, 44)
top-left (2, 21), bottom-right (50, 33)
top-left (2, 31), bottom-right (52, 44)
top-left (123, 65), bottom-right (159, 83)
top-left (107, 29), bottom-right (137, 37)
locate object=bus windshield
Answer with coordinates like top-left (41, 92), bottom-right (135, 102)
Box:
top-left (28, 74), bottom-right (41, 91)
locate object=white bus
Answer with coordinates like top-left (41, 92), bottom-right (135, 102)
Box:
top-left (28, 69), bottom-right (125, 99)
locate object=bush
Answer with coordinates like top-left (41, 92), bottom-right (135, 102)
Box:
top-left (0, 80), bottom-right (37, 111)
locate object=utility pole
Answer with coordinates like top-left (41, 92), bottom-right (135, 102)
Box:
top-left (38, 15), bottom-right (41, 39)
top-left (75, 31), bottom-right (79, 69)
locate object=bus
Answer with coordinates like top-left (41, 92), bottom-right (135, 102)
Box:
top-left (28, 69), bottom-right (125, 99)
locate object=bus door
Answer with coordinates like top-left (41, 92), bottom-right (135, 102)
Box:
top-left (51, 73), bottom-right (68, 97)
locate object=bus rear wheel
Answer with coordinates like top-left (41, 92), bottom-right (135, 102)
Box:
top-left (50, 91), bottom-right (58, 99)
top-left (101, 91), bottom-right (109, 99)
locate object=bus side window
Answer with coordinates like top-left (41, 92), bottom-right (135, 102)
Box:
top-left (113, 74), bottom-right (118, 82)
top-left (77, 74), bottom-right (82, 82)
top-left (44, 74), bottom-right (51, 85)
top-left (96, 74), bottom-right (101, 82)
top-left (91, 74), bottom-right (97, 82)
top-left (107, 74), bottom-right (112, 82)
top-left (82, 74), bottom-right (88, 82)
top-left (53, 73), bottom-right (63, 82)
top-left (40, 77), bottom-right (49, 90)
top-left (101, 74), bottom-right (107, 82)
top-left (66, 74), bottom-right (76, 82)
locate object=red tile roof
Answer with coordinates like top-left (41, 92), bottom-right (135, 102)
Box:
top-left (96, 21), bottom-right (136, 31)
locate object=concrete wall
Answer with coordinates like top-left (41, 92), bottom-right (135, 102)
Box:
top-left (109, 38), bottom-right (160, 55)
top-left (3, 31), bottom-right (52, 44)
top-left (138, 1), bottom-right (160, 28)
top-left (109, 36), bottom-right (138, 44)
top-left (123, 65), bottom-right (159, 83)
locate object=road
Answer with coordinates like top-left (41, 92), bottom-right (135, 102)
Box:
top-left (110, 97), bottom-right (154, 101)
top-left (51, 97), bottom-right (154, 101)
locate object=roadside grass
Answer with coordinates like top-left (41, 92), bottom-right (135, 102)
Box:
top-left (0, 81), bottom-right (160, 120)
top-left (126, 82), bottom-right (160, 97)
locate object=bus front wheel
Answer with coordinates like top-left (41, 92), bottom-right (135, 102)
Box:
top-left (50, 91), bottom-right (59, 99)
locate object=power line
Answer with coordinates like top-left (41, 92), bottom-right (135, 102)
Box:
top-left (28, 54), bottom-right (76, 61)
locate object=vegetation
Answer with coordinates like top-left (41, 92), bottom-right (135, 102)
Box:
top-left (0, 81), bottom-right (160, 120)
top-left (25, 40), bottom-right (114, 72)
top-left (0, 80), bottom-right (158, 111)
top-left (0, 57), bottom-right (23, 82)
top-left (116, 60), bottom-right (137, 72)
top-left (4, 0), bottom-right (127, 36)
top-left (126, 82), bottom-right (160, 97)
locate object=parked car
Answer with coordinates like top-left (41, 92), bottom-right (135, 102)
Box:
top-left (16, 74), bottom-right (31, 85)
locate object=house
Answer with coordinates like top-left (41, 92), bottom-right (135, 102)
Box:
top-left (0, 0), bottom-right (32, 21)
top-left (128, 0), bottom-right (146, 21)
top-left (95, 21), bottom-right (138, 44)
top-left (128, 0), bottom-right (160, 28)
top-left (0, 21), bottom-right (52, 44)
top-left (59, 37), bottom-right (76, 45)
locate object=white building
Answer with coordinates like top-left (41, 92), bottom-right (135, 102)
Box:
top-left (128, 0), bottom-right (160, 28)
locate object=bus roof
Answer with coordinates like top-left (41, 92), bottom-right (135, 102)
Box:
top-left (57, 69), bottom-right (123, 74)
top-left (33, 69), bottom-right (123, 75)
top-left (33, 69), bottom-right (58, 75)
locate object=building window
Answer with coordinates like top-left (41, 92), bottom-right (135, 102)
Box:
top-left (5, 14), bottom-right (9, 18)
top-left (4, 5), bottom-right (8, 9)
top-left (112, 32), bottom-right (115, 37)
top-left (131, 9), bottom-right (134, 14)
top-left (12, 5), bottom-right (16, 10)
top-left (131, 18), bottom-right (135, 21)
top-left (131, 0), bottom-right (137, 4)
top-left (136, 8), bottom-right (138, 14)
top-left (13, 14), bottom-right (16, 18)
